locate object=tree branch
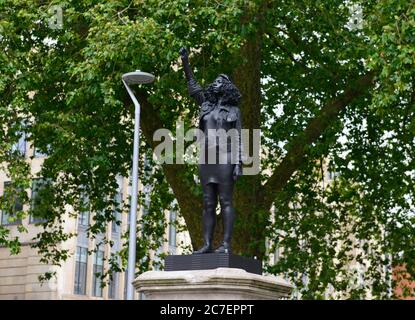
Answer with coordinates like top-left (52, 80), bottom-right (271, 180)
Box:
top-left (260, 71), bottom-right (376, 211)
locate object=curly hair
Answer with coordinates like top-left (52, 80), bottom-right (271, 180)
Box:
top-left (204, 74), bottom-right (242, 105)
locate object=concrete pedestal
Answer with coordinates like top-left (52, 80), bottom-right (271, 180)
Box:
top-left (133, 268), bottom-right (292, 300)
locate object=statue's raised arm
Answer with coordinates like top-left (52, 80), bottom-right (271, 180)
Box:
top-left (179, 47), bottom-right (205, 105)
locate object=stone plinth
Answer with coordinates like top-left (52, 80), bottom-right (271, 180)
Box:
top-left (133, 268), bottom-right (292, 300)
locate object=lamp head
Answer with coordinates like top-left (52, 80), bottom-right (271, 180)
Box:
top-left (122, 70), bottom-right (155, 85)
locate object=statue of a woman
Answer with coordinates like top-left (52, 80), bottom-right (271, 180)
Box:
top-left (179, 47), bottom-right (243, 254)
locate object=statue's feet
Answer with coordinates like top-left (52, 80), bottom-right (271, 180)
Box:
top-left (193, 244), bottom-right (213, 254)
top-left (214, 242), bottom-right (231, 254)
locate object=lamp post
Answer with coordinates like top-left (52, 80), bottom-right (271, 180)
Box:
top-left (122, 70), bottom-right (155, 300)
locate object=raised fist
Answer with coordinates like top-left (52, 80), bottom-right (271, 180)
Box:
top-left (233, 164), bottom-right (242, 182)
top-left (179, 47), bottom-right (188, 59)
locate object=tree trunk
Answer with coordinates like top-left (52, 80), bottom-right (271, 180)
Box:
top-left (231, 30), bottom-right (266, 259)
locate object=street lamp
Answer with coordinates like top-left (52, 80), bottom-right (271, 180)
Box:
top-left (122, 70), bottom-right (155, 300)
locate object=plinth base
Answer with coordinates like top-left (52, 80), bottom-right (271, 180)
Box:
top-left (133, 268), bottom-right (292, 300)
top-left (165, 253), bottom-right (262, 275)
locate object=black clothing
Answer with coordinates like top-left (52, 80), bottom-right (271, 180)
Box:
top-left (184, 68), bottom-right (242, 254)
top-left (188, 79), bottom-right (243, 186)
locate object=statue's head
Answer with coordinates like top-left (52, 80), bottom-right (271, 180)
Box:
top-left (205, 74), bottom-right (242, 105)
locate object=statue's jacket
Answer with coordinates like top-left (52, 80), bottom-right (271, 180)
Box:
top-left (187, 78), bottom-right (243, 167)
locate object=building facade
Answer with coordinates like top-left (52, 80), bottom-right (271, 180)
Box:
top-left (0, 139), bottom-right (187, 300)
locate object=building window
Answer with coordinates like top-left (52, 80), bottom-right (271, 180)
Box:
top-left (112, 191), bottom-right (122, 234)
top-left (108, 272), bottom-right (118, 299)
top-left (143, 184), bottom-right (151, 216)
top-left (78, 211), bottom-right (89, 227)
top-left (11, 133), bottom-right (26, 157)
top-left (274, 246), bottom-right (280, 264)
top-left (74, 246), bottom-right (88, 295)
top-left (30, 178), bottom-right (49, 224)
top-left (78, 194), bottom-right (89, 227)
top-left (33, 143), bottom-right (50, 158)
top-left (92, 250), bottom-right (104, 297)
top-left (124, 267), bottom-right (128, 300)
top-left (111, 213), bottom-right (120, 233)
top-left (168, 211), bottom-right (177, 254)
top-left (327, 169), bottom-right (340, 180)
top-left (1, 182), bottom-right (23, 226)
top-left (153, 245), bottom-right (164, 271)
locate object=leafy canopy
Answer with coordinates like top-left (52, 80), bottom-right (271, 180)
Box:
top-left (1, 0), bottom-right (414, 299)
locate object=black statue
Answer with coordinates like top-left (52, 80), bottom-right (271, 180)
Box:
top-left (179, 47), bottom-right (243, 254)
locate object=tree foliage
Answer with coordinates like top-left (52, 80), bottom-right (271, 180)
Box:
top-left (1, 0), bottom-right (414, 299)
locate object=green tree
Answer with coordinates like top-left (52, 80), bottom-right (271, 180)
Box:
top-left (1, 0), bottom-right (414, 299)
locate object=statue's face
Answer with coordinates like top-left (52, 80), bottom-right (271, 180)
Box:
top-left (212, 76), bottom-right (224, 93)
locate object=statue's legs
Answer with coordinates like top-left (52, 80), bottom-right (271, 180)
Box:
top-left (215, 182), bottom-right (235, 253)
top-left (193, 183), bottom-right (218, 254)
